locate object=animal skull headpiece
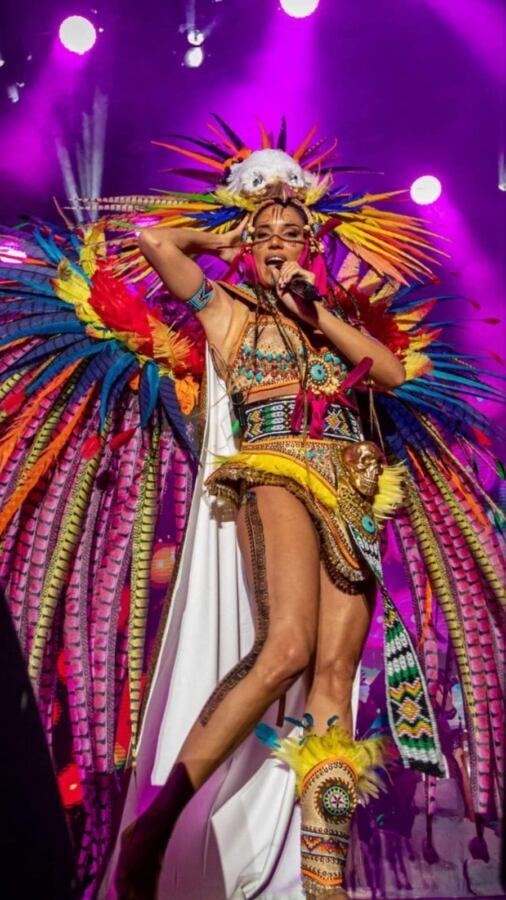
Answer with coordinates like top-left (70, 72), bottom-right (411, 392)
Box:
top-left (225, 149), bottom-right (315, 198)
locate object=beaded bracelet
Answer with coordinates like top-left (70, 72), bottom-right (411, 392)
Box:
top-left (186, 277), bottom-right (214, 313)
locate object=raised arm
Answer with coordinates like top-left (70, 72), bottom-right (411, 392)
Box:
top-left (137, 224), bottom-right (243, 348)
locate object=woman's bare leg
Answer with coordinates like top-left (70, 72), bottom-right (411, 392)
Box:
top-left (306, 564), bottom-right (375, 734)
top-left (176, 486), bottom-right (321, 788)
top-left (116, 487), bottom-right (321, 899)
top-left (303, 566), bottom-right (375, 900)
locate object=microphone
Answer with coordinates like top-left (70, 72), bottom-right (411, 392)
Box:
top-left (287, 275), bottom-right (321, 304)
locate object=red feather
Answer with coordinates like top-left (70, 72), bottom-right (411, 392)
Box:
top-left (0, 388), bottom-right (25, 414)
top-left (471, 425), bottom-right (493, 447)
top-left (82, 434), bottom-right (102, 459)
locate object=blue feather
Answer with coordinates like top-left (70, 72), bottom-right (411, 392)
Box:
top-left (397, 380), bottom-right (482, 408)
top-left (99, 352), bottom-right (137, 429)
top-left (99, 358), bottom-right (139, 432)
top-left (70, 347), bottom-right (121, 403)
top-left (33, 228), bottom-right (92, 286)
top-left (427, 369), bottom-right (503, 396)
top-left (159, 375), bottom-right (198, 460)
top-left (0, 298), bottom-right (72, 315)
top-left (0, 312), bottom-right (83, 346)
top-left (34, 229), bottom-right (65, 265)
top-left (254, 722), bottom-right (281, 750)
top-left (1, 333), bottom-right (83, 376)
top-left (428, 352), bottom-right (479, 362)
top-left (0, 321), bottom-right (84, 347)
top-left (139, 360), bottom-right (160, 427)
top-left (28, 339), bottom-right (117, 395)
top-left (0, 265), bottom-right (57, 284)
top-left (191, 208), bottom-right (241, 226)
top-left (0, 275), bottom-right (57, 297)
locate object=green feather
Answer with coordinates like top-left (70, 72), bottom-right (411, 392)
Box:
top-left (496, 459), bottom-right (506, 480)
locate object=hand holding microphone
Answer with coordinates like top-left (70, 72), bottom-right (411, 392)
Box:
top-left (276, 261), bottom-right (321, 305)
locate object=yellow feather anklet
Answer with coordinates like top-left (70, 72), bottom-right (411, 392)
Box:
top-left (273, 723), bottom-right (388, 896)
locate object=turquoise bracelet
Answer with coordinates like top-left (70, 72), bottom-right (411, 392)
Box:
top-left (186, 277), bottom-right (214, 313)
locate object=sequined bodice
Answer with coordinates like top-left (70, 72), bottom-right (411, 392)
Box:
top-left (226, 313), bottom-right (350, 400)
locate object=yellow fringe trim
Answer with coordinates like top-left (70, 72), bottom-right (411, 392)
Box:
top-left (274, 723), bottom-right (387, 801)
top-left (214, 450), bottom-right (405, 523)
top-left (213, 450), bottom-right (337, 509)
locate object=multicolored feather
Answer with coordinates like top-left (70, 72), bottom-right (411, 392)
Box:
top-left (0, 220), bottom-right (203, 890)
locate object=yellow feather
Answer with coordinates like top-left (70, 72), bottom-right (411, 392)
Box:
top-left (369, 281), bottom-right (399, 303)
top-left (357, 269), bottom-right (384, 296)
top-left (403, 351), bottom-right (433, 381)
top-left (212, 450), bottom-right (337, 509)
top-left (408, 332), bottom-right (438, 352)
top-left (147, 315), bottom-right (191, 368)
top-left (52, 258), bottom-right (91, 305)
top-left (274, 723), bottom-right (388, 800)
top-left (214, 188), bottom-right (257, 211)
top-left (79, 223), bottom-right (106, 277)
top-left (373, 462), bottom-right (406, 520)
top-left (337, 252), bottom-right (360, 283)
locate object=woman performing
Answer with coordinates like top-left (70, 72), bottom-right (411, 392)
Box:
top-left (0, 120), bottom-right (504, 899)
top-left (116, 189), bottom-right (405, 899)
top-left (109, 134), bottom-right (502, 898)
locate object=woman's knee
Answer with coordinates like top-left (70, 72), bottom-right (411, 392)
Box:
top-left (254, 633), bottom-right (314, 693)
top-left (312, 655), bottom-right (359, 701)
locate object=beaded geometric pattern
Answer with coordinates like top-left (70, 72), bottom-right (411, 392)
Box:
top-left (382, 586), bottom-right (446, 777)
top-left (300, 758), bottom-right (356, 891)
top-left (227, 312), bottom-right (352, 402)
top-left (244, 396), bottom-right (362, 443)
top-left (315, 775), bottom-right (357, 822)
top-left (344, 524), bottom-right (446, 777)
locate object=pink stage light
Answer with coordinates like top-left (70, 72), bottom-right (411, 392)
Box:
top-left (280, 0), bottom-right (320, 18)
top-left (410, 175), bottom-right (442, 205)
top-left (58, 16), bottom-right (97, 55)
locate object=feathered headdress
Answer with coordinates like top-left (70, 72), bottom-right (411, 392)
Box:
top-left (77, 114), bottom-right (447, 288)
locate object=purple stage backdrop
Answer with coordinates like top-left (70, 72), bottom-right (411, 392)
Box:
top-left (1, 1), bottom-right (505, 898)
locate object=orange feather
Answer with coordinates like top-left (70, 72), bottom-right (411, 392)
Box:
top-left (0, 362), bottom-right (81, 473)
top-left (293, 124), bottom-right (319, 161)
top-left (0, 386), bottom-right (94, 537)
top-left (151, 141), bottom-right (225, 171)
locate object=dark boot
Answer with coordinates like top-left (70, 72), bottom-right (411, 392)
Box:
top-left (115, 762), bottom-right (195, 900)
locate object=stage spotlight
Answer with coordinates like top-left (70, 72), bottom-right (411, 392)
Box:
top-left (499, 153), bottom-right (506, 192)
top-left (280, 0), bottom-right (320, 18)
top-left (187, 29), bottom-right (205, 46)
top-left (7, 85), bottom-right (20, 104)
top-left (184, 46), bottom-right (204, 67)
top-left (410, 175), bottom-right (442, 205)
top-left (59, 16), bottom-right (97, 55)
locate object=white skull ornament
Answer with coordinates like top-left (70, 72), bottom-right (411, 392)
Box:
top-left (225, 149), bottom-right (314, 196)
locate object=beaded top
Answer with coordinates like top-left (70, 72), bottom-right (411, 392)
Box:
top-left (225, 312), bottom-right (350, 400)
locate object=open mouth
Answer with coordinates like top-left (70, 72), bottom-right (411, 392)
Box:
top-left (265, 256), bottom-right (285, 270)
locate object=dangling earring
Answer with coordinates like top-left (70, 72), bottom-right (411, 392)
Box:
top-left (241, 223), bottom-right (255, 251)
top-left (304, 221), bottom-right (324, 258)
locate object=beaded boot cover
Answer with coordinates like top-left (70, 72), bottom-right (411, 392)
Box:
top-left (299, 755), bottom-right (357, 894)
top-left (272, 723), bottom-right (387, 897)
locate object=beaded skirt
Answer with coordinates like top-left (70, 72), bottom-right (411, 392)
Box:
top-left (205, 395), bottom-right (382, 593)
